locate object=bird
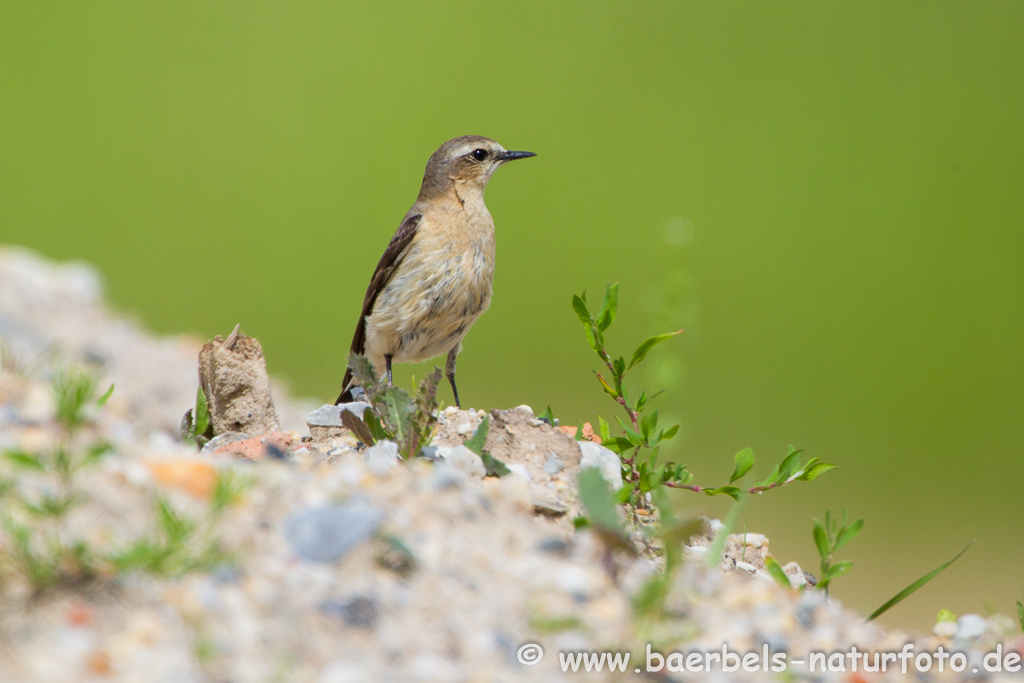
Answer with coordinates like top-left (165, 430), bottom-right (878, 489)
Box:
top-left (335, 135), bottom-right (536, 408)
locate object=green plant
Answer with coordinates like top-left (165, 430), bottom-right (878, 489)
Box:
top-left (181, 386), bottom-right (213, 447)
top-left (1, 367), bottom-right (245, 594)
top-left (341, 353), bottom-right (441, 460)
top-left (1017, 601), bottom-right (1023, 633)
top-left (0, 369), bottom-right (114, 591)
top-left (461, 416), bottom-right (509, 477)
top-left (868, 540), bottom-right (974, 620)
top-left (572, 283), bottom-right (836, 509)
top-left (811, 509), bottom-right (863, 594)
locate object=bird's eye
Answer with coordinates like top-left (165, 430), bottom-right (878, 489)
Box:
top-left (471, 148), bottom-right (488, 161)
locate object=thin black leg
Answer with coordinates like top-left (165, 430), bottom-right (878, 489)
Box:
top-left (445, 348), bottom-right (460, 408)
top-left (385, 354), bottom-right (393, 385)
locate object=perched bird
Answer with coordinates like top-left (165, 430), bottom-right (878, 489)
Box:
top-left (335, 135), bottom-right (536, 407)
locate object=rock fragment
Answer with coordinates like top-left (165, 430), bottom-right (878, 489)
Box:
top-left (284, 501), bottom-right (383, 563)
top-left (198, 325), bottom-right (279, 437)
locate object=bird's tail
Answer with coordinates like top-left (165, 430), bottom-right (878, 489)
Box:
top-left (335, 314), bottom-right (367, 405)
top-left (335, 366), bottom-right (355, 405)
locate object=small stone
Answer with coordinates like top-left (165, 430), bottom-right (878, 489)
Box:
top-left (506, 463), bottom-right (531, 481)
top-left (543, 453), bottom-right (564, 475)
top-left (578, 441), bottom-right (624, 490)
top-left (306, 402), bottom-right (370, 428)
top-left (284, 501), bottom-right (383, 563)
top-left (529, 419), bottom-right (543, 427)
top-left (933, 620), bottom-right (957, 638)
top-left (443, 406), bottom-right (459, 416)
top-left (320, 596), bottom-right (378, 629)
top-left (445, 444), bottom-right (485, 477)
top-left (735, 561), bottom-right (758, 574)
top-left (533, 499), bottom-right (568, 517)
top-left (456, 422), bottom-right (474, 435)
top-left (200, 432), bottom-right (249, 456)
top-left (955, 614), bottom-right (987, 641)
top-left (514, 405), bottom-right (534, 416)
top-left (538, 537), bottom-right (571, 555)
top-left (429, 464), bottom-right (466, 490)
top-left (363, 440), bottom-right (399, 475)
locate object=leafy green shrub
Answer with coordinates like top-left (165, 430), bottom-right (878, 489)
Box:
top-left (572, 283), bottom-right (835, 510)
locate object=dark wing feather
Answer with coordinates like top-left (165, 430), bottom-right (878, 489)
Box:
top-left (335, 213), bottom-right (423, 404)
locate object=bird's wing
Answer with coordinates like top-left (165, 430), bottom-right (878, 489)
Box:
top-left (336, 213), bottom-right (423, 404)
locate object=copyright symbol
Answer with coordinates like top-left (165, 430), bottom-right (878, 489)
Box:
top-left (517, 643), bottom-right (544, 665)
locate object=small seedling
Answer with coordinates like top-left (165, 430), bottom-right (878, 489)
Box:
top-left (812, 509), bottom-right (863, 595)
top-left (1016, 601), bottom-right (1023, 633)
top-left (181, 387), bottom-right (213, 447)
top-left (343, 353), bottom-right (440, 460)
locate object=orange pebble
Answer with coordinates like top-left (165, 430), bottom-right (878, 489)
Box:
top-left (148, 460), bottom-right (218, 499)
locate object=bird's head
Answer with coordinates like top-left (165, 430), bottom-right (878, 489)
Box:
top-left (419, 135), bottom-right (535, 201)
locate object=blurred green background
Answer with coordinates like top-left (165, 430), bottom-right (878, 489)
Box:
top-left (2, 2), bottom-right (1022, 629)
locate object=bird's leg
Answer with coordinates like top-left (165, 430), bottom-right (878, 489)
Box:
top-left (445, 348), bottom-right (460, 409)
top-left (385, 354), bottom-right (393, 386)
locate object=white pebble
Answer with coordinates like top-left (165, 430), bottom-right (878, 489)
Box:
top-left (456, 422), bottom-right (473, 435)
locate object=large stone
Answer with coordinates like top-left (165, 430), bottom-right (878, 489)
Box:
top-left (578, 441), bottom-right (623, 490)
top-left (198, 325), bottom-right (279, 437)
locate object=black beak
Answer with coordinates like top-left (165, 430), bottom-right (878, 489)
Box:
top-left (499, 150), bottom-right (537, 162)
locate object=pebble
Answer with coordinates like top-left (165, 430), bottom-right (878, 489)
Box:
top-left (283, 501), bottom-right (384, 563)
top-left (199, 431), bottom-right (249, 456)
top-left (514, 405), bottom-right (534, 416)
top-left (445, 444), bottom-right (486, 477)
top-left (363, 440), bottom-right (399, 475)
top-left (306, 402), bottom-right (370, 428)
top-left (506, 463), bottom-right (531, 481)
top-left (320, 596), bottom-right (379, 629)
top-left (456, 422), bottom-right (474, 435)
top-left (955, 613), bottom-right (987, 640)
top-left (578, 441), bottom-right (624, 490)
top-left (544, 453), bottom-right (564, 474)
top-left (933, 620), bottom-right (957, 638)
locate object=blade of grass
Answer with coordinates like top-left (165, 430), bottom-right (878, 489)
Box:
top-left (706, 492), bottom-right (749, 569)
top-left (868, 540), bottom-right (974, 620)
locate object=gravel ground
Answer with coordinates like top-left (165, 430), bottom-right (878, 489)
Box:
top-left (1, 246), bottom-right (1021, 682)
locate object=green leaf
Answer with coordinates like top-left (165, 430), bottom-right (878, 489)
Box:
top-left (193, 387), bottom-right (210, 437)
top-left (660, 424), bottom-right (680, 442)
top-left (82, 441), bottom-right (113, 469)
top-left (578, 467), bottom-right (621, 532)
top-left (341, 409), bottom-right (375, 446)
top-left (595, 282), bottom-right (619, 332)
top-left (936, 609), bottom-right (956, 623)
top-left (706, 493), bottom-right (748, 568)
top-left (96, 383), bottom-right (115, 407)
top-left (537, 406), bottom-right (556, 426)
top-left (572, 294), bottom-right (592, 324)
top-left (797, 462), bottom-right (837, 481)
top-left (574, 420), bottom-right (585, 441)
top-left (3, 450), bottom-right (46, 471)
top-left (628, 330), bottom-right (683, 370)
top-left (480, 451), bottom-right (510, 478)
top-left (463, 416), bottom-right (489, 455)
top-left (764, 556), bottom-right (792, 591)
top-left (728, 447), bottom-right (755, 484)
top-left (826, 560), bottom-right (853, 580)
top-left (777, 447), bottom-right (804, 482)
top-left (583, 323), bottom-right (599, 351)
top-left (634, 390), bottom-right (647, 413)
top-left (1017, 601), bottom-right (1023, 633)
top-left (812, 518), bottom-right (830, 561)
top-left (834, 519), bottom-right (864, 551)
top-left (615, 417), bottom-right (643, 446)
top-left (755, 464), bottom-right (780, 488)
top-left (364, 410), bottom-right (390, 442)
top-left (640, 409), bottom-right (658, 440)
top-left (868, 540), bottom-right (975, 620)
top-left (702, 486), bottom-right (742, 501)
top-left (595, 373), bottom-right (618, 398)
